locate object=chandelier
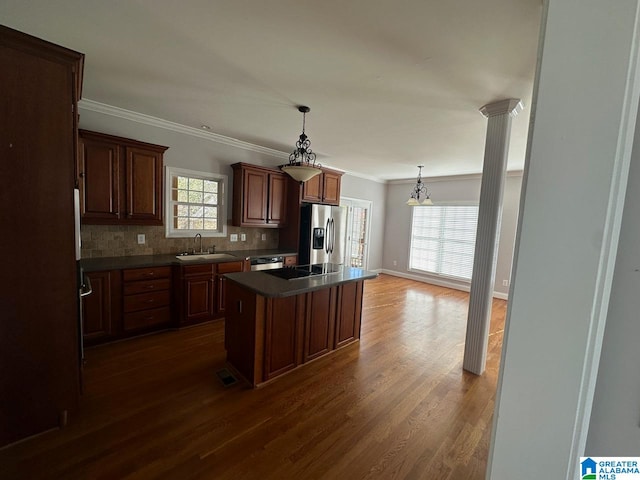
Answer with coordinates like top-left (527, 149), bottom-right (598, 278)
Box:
top-left (406, 165), bottom-right (433, 206)
top-left (280, 106), bottom-right (323, 183)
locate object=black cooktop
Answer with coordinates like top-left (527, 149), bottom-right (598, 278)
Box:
top-left (264, 263), bottom-right (342, 280)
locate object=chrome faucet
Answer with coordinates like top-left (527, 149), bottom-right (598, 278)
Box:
top-left (194, 233), bottom-right (204, 254)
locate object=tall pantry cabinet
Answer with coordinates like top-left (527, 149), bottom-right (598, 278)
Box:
top-left (0, 25), bottom-right (84, 447)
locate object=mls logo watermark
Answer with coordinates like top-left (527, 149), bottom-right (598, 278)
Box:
top-left (580, 457), bottom-right (640, 479)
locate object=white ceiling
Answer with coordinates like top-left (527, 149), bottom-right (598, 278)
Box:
top-left (1, 0), bottom-right (542, 180)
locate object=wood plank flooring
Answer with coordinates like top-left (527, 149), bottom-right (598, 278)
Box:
top-left (0, 274), bottom-right (506, 480)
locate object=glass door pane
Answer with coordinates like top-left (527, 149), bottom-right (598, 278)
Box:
top-left (342, 198), bottom-right (372, 269)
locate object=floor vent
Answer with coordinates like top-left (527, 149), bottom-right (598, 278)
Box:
top-left (216, 368), bottom-right (238, 387)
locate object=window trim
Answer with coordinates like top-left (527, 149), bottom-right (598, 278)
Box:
top-left (407, 202), bottom-right (479, 283)
top-left (164, 166), bottom-right (228, 238)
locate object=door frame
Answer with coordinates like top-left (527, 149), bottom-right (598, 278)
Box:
top-left (341, 197), bottom-right (373, 270)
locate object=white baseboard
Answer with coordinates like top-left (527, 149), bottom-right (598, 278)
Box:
top-left (380, 269), bottom-right (508, 300)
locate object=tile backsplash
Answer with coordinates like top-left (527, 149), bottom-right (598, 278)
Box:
top-left (80, 224), bottom-right (279, 258)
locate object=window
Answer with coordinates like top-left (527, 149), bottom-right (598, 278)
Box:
top-left (409, 205), bottom-right (479, 281)
top-left (165, 167), bottom-right (227, 237)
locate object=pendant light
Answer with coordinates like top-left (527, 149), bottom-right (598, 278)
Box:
top-left (406, 165), bottom-right (433, 206)
top-left (280, 106), bottom-right (323, 183)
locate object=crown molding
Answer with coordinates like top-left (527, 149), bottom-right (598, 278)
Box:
top-left (341, 169), bottom-right (387, 183)
top-left (388, 169), bottom-right (523, 185)
top-left (78, 98), bottom-right (290, 160)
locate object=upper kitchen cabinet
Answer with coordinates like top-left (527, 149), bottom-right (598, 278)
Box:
top-left (301, 167), bottom-right (343, 206)
top-left (231, 163), bottom-right (288, 228)
top-left (78, 130), bottom-right (168, 225)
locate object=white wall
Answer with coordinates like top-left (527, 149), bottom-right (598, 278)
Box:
top-left (586, 100), bottom-right (640, 454)
top-left (488, 1), bottom-right (640, 478)
top-left (340, 174), bottom-right (387, 271)
top-left (381, 173), bottom-right (522, 297)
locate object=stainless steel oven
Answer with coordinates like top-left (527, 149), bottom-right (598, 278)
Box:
top-left (250, 256), bottom-right (284, 271)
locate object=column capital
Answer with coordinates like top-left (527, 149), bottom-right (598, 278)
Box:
top-left (480, 98), bottom-right (524, 118)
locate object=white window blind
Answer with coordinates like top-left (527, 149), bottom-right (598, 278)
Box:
top-left (165, 167), bottom-right (227, 238)
top-left (409, 205), bottom-right (479, 280)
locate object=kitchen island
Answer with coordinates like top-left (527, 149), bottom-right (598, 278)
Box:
top-left (224, 265), bottom-right (377, 387)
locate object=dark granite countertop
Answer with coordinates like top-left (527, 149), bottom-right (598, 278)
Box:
top-left (224, 266), bottom-right (378, 298)
top-left (80, 248), bottom-right (298, 272)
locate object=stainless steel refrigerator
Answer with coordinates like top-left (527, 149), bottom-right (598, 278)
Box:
top-left (299, 204), bottom-right (348, 265)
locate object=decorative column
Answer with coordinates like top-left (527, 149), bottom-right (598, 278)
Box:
top-left (463, 98), bottom-right (522, 375)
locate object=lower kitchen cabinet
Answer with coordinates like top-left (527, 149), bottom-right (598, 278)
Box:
top-left (216, 261), bottom-right (245, 315)
top-left (264, 295), bottom-right (305, 380)
top-left (304, 287), bottom-right (337, 362)
top-left (82, 270), bottom-right (121, 346)
top-left (176, 260), bottom-right (246, 326)
top-left (225, 279), bottom-right (364, 387)
top-left (81, 260), bottom-right (247, 346)
top-left (179, 264), bottom-right (216, 326)
top-left (82, 267), bottom-right (172, 345)
top-left (122, 267), bottom-right (172, 332)
top-left (335, 281), bottom-right (364, 348)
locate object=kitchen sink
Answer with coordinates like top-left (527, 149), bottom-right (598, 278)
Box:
top-left (175, 253), bottom-right (238, 261)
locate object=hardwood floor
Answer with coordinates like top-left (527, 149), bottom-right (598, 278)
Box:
top-left (0, 274), bottom-right (506, 480)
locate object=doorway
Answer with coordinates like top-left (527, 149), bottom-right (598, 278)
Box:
top-left (341, 197), bottom-right (372, 270)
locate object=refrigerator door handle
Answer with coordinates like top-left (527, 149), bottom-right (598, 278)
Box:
top-left (325, 218), bottom-right (331, 254)
top-left (330, 218), bottom-right (334, 253)
top-left (330, 218), bottom-right (335, 254)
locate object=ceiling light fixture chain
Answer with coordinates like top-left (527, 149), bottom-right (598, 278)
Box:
top-left (406, 165), bottom-right (433, 206)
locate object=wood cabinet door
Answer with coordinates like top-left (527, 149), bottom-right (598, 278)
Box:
top-left (335, 281), bottom-right (364, 348)
top-left (242, 168), bottom-right (268, 225)
top-left (82, 271), bottom-right (114, 343)
top-left (267, 173), bottom-right (288, 226)
top-left (322, 171), bottom-right (342, 205)
top-left (78, 136), bottom-right (120, 220)
top-left (217, 276), bottom-right (228, 315)
top-left (304, 287), bottom-right (337, 361)
top-left (301, 173), bottom-right (323, 203)
top-left (125, 146), bottom-right (163, 224)
top-left (224, 281), bottom-right (259, 383)
top-left (216, 261), bottom-right (245, 316)
top-left (264, 296), bottom-right (301, 380)
top-left (183, 276), bottom-right (216, 323)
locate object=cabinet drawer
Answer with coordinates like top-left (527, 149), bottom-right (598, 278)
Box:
top-left (217, 261), bottom-right (244, 274)
top-left (124, 290), bottom-right (170, 313)
top-left (123, 307), bottom-right (171, 331)
top-left (123, 266), bottom-right (171, 282)
top-left (182, 264), bottom-right (214, 276)
top-left (124, 278), bottom-right (170, 295)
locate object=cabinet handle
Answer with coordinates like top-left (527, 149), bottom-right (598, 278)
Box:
top-left (238, 300), bottom-right (242, 313)
top-left (146, 285), bottom-right (155, 289)
top-left (146, 299), bottom-right (155, 304)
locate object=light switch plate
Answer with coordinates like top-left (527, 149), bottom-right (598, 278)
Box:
top-left (241, 233), bottom-right (246, 241)
top-left (230, 234), bottom-right (238, 242)
top-left (137, 234), bottom-right (145, 245)
top-left (261, 234), bottom-right (267, 241)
